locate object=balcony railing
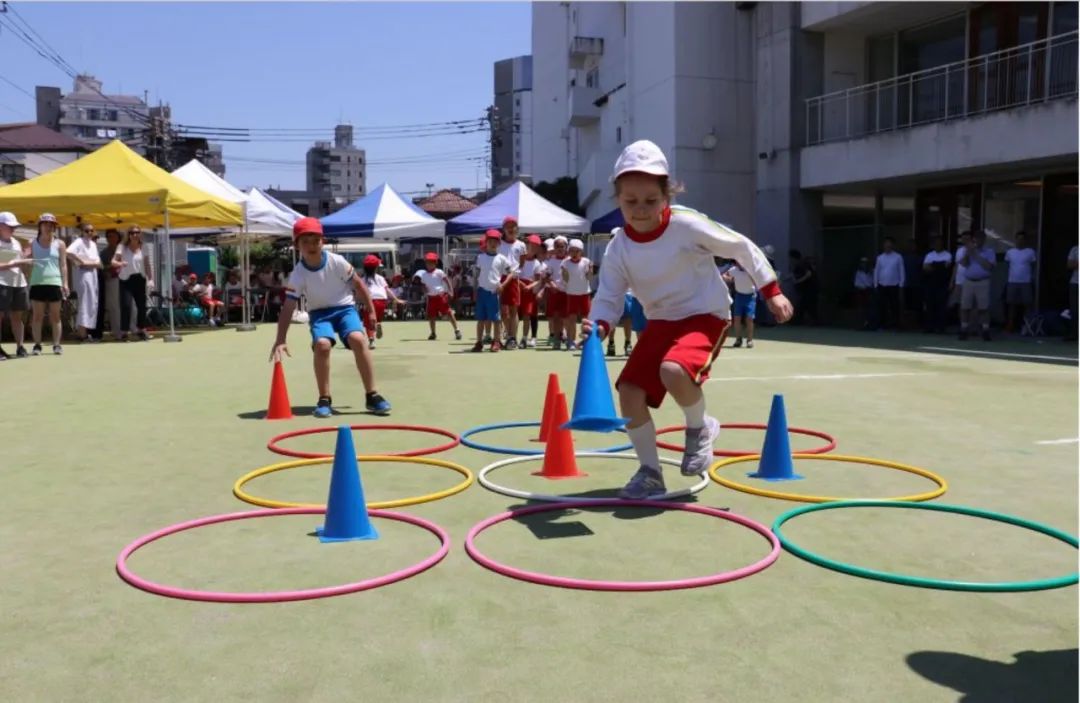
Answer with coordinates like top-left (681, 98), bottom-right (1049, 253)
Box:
top-left (806, 31), bottom-right (1078, 146)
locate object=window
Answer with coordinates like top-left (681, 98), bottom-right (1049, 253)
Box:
top-left (899, 15), bottom-right (965, 73)
top-left (330, 169), bottom-right (342, 177)
top-left (586, 68), bottom-right (600, 88)
top-left (357, 156), bottom-right (363, 165)
top-left (1, 163), bottom-right (26, 183)
top-left (330, 155), bottom-right (342, 162)
top-left (616, 126), bottom-right (622, 143)
top-left (107, 110), bottom-right (119, 121)
top-left (332, 184), bottom-right (342, 192)
top-left (86, 108), bottom-right (101, 120)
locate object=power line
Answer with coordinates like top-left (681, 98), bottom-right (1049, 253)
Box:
top-left (0, 72), bottom-right (34, 99)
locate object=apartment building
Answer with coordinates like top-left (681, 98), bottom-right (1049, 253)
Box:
top-left (306, 124), bottom-right (366, 214)
top-left (492, 55), bottom-right (535, 189)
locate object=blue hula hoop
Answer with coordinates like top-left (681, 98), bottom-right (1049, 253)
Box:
top-left (460, 421), bottom-right (633, 456)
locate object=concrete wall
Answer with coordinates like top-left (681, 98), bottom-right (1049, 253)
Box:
top-left (801, 98), bottom-right (1080, 188)
top-left (530, 2), bottom-right (571, 183)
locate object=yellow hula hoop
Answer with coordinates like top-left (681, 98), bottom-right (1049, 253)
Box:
top-left (233, 455), bottom-right (475, 510)
top-left (708, 453), bottom-right (947, 504)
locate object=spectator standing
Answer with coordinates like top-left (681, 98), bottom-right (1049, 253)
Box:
top-left (0, 211), bottom-right (30, 359)
top-left (1003, 232), bottom-right (1037, 334)
top-left (873, 237), bottom-right (905, 330)
top-left (922, 237), bottom-right (952, 334)
top-left (66, 223), bottom-right (102, 342)
top-left (95, 229), bottom-right (124, 340)
top-left (789, 249), bottom-right (818, 325)
top-left (957, 230), bottom-right (996, 341)
top-left (112, 225), bottom-right (153, 341)
top-left (853, 257), bottom-right (874, 329)
top-left (28, 213), bottom-right (68, 355)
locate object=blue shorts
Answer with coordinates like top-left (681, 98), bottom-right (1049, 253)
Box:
top-left (624, 294), bottom-right (647, 332)
top-left (476, 288), bottom-right (501, 321)
top-left (309, 305), bottom-right (365, 348)
top-left (733, 292), bottom-right (757, 319)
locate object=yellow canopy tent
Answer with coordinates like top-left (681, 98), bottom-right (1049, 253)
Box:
top-left (0, 140), bottom-right (242, 228)
top-left (0, 140), bottom-right (243, 342)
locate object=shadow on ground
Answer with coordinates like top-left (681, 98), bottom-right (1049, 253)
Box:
top-left (906, 648), bottom-right (1078, 702)
top-left (236, 406), bottom-right (368, 420)
top-left (507, 493), bottom-right (704, 539)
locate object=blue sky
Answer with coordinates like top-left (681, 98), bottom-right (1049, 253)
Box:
top-left (0, 2), bottom-right (531, 196)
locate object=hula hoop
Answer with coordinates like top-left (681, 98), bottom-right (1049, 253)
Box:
top-left (460, 421), bottom-right (632, 456)
top-left (267, 424), bottom-right (460, 459)
top-left (655, 423), bottom-right (836, 457)
top-left (479, 453), bottom-right (708, 503)
top-left (709, 454), bottom-right (947, 503)
top-left (116, 507), bottom-right (450, 603)
top-left (233, 456), bottom-right (475, 510)
top-left (772, 500), bottom-right (1079, 592)
top-left (465, 499), bottom-right (780, 591)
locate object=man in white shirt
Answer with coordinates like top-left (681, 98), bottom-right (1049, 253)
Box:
top-left (957, 230), bottom-right (996, 341)
top-left (873, 237), bottom-right (905, 330)
top-left (922, 236), bottom-right (952, 333)
top-left (1004, 232), bottom-right (1037, 334)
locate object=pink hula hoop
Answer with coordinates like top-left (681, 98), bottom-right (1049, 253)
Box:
top-left (465, 500), bottom-right (780, 591)
top-left (116, 507), bottom-right (449, 603)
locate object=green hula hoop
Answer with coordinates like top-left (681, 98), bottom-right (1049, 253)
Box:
top-left (772, 500), bottom-right (1079, 592)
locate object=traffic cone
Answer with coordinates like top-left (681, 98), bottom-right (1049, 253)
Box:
top-left (748, 394), bottom-right (804, 481)
top-left (265, 361), bottom-right (293, 420)
top-left (532, 392), bottom-right (587, 479)
top-left (533, 373), bottom-right (562, 442)
top-left (316, 426), bottom-right (379, 542)
top-left (562, 327), bottom-right (628, 433)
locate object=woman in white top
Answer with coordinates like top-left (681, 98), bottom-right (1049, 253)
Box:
top-left (111, 225), bottom-right (153, 341)
top-left (66, 223), bottom-right (102, 342)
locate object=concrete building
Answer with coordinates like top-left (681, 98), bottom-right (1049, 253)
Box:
top-left (306, 124), bottom-right (366, 215)
top-left (492, 55), bottom-right (534, 188)
top-left (0, 123), bottom-right (89, 183)
top-left (36, 75), bottom-right (148, 152)
top-left (531, 1), bottom-right (1078, 321)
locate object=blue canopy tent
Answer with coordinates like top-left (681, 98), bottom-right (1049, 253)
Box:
top-left (591, 207), bottom-right (624, 234)
top-left (447, 181), bottom-right (588, 235)
top-left (320, 183), bottom-right (446, 240)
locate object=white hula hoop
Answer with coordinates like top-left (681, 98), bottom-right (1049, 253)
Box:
top-left (478, 452), bottom-right (710, 503)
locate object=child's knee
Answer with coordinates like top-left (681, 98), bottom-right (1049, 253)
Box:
top-left (659, 361), bottom-right (689, 387)
top-left (618, 383), bottom-right (647, 411)
top-left (313, 338), bottom-right (333, 354)
top-left (347, 331), bottom-right (367, 349)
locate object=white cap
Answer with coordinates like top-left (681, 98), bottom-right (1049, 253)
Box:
top-left (544, 239), bottom-right (555, 251)
top-left (554, 235), bottom-right (568, 245)
top-left (38, 212), bottom-right (58, 224)
top-left (611, 140), bottom-right (669, 181)
top-left (569, 238), bottom-right (584, 250)
top-left (0, 212), bottom-right (19, 228)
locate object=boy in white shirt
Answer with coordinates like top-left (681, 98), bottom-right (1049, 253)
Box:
top-left (472, 230), bottom-right (514, 352)
top-left (723, 262), bottom-right (757, 348)
top-left (1004, 232), bottom-right (1037, 334)
top-left (497, 217), bottom-right (526, 349)
top-left (270, 217), bottom-right (391, 418)
top-left (413, 252), bottom-right (463, 342)
top-left (560, 238), bottom-right (592, 351)
top-left (583, 140), bottom-right (793, 498)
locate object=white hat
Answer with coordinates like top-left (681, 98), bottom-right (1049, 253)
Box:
top-left (38, 213), bottom-right (58, 224)
top-left (612, 140), bottom-right (669, 181)
top-left (0, 212), bottom-right (19, 228)
top-left (544, 239), bottom-right (555, 251)
top-left (554, 235), bottom-right (568, 245)
top-left (569, 238), bottom-right (584, 250)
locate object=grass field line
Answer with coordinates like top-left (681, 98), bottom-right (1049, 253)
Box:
top-left (917, 346), bottom-right (1079, 362)
top-left (707, 371), bottom-right (937, 383)
top-left (1034, 438), bottom-right (1080, 445)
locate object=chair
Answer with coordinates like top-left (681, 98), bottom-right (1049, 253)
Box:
top-left (1021, 311), bottom-right (1046, 337)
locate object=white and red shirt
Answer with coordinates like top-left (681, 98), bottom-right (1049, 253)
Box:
top-left (497, 239), bottom-right (525, 272)
top-left (476, 252), bottom-right (513, 292)
top-left (414, 268), bottom-right (450, 297)
top-left (519, 257), bottom-right (546, 282)
top-left (285, 251), bottom-right (356, 311)
top-left (548, 255), bottom-right (568, 291)
top-left (561, 256), bottom-right (592, 295)
top-left (363, 273), bottom-right (390, 300)
top-left (591, 205), bottom-right (779, 332)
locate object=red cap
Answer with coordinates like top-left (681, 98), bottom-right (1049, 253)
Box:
top-left (503, 216), bottom-right (517, 226)
top-left (293, 216), bottom-right (323, 239)
top-left (526, 234), bottom-right (542, 245)
top-left (424, 252), bottom-right (439, 262)
top-left (484, 229), bottom-right (502, 241)
top-left (188, 273), bottom-right (197, 281)
top-left (363, 254), bottom-right (381, 266)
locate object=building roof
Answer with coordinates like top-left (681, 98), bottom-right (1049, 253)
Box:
top-left (0, 123), bottom-right (90, 153)
top-left (64, 93), bottom-right (145, 106)
top-left (415, 189), bottom-right (478, 217)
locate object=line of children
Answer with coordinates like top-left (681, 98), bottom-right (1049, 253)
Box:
top-left (583, 140), bottom-right (793, 499)
top-left (270, 217), bottom-right (392, 418)
top-left (413, 252), bottom-right (463, 341)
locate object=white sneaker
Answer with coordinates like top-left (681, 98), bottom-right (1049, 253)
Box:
top-left (681, 416), bottom-right (720, 476)
top-left (527, 338), bottom-right (537, 348)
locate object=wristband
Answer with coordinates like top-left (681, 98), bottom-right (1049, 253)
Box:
top-left (760, 280), bottom-right (782, 299)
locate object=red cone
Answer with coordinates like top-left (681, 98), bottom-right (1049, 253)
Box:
top-left (533, 373), bottom-right (562, 442)
top-left (531, 393), bottom-right (587, 479)
top-left (266, 361), bottom-right (293, 420)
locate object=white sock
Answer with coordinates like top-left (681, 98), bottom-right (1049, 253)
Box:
top-left (627, 421), bottom-right (661, 472)
top-left (682, 397), bottom-right (706, 429)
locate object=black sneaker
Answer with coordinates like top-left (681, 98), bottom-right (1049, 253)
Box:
top-left (31, 343), bottom-right (42, 356)
top-left (733, 338), bottom-right (743, 348)
top-left (313, 396), bottom-right (333, 418)
top-left (0, 347), bottom-right (9, 360)
top-left (454, 329), bottom-right (462, 341)
top-left (52, 345), bottom-right (63, 355)
top-left (427, 333), bottom-right (437, 341)
top-left (15, 345), bottom-right (27, 358)
top-left (366, 392), bottom-right (391, 416)
top-left (506, 338), bottom-right (518, 350)
top-left (607, 342), bottom-right (616, 357)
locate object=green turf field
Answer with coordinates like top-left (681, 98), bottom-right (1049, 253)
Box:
top-left (2, 321), bottom-right (1077, 702)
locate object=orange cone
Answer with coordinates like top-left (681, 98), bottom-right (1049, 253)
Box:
top-left (533, 373), bottom-right (563, 442)
top-left (531, 392), bottom-right (587, 479)
top-left (266, 361), bottom-right (293, 420)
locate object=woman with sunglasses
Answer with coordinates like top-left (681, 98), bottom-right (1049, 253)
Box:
top-left (112, 225), bottom-right (153, 341)
top-left (67, 222), bottom-right (102, 342)
top-left (28, 213), bottom-right (69, 355)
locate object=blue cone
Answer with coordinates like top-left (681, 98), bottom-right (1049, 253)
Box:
top-left (748, 394), bottom-right (804, 481)
top-left (316, 426), bottom-right (379, 542)
top-left (561, 326), bottom-right (628, 433)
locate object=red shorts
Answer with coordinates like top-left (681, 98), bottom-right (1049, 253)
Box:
top-left (616, 314), bottom-right (730, 408)
top-left (500, 277), bottom-right (521, 307)
top-left (565, 293), bottom-right (591, 318)
top-left (371, 299), bottom-right (387, 322)
top-left (426, 294), bottom-right (451, 319)
top-left (518, 282), bottom-right (537, 317)
top-left (548, 290), bottom-right (568, 317)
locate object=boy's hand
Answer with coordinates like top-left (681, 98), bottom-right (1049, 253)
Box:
top-left (580, 318), bottom-right (605, 341)
top-left (270, 343), bottom-right (290, 363)
top-left (766, 294), bottom-right (794, 324)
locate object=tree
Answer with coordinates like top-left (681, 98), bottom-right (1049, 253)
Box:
top-left (533, 177), bottom-right (584, 216)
